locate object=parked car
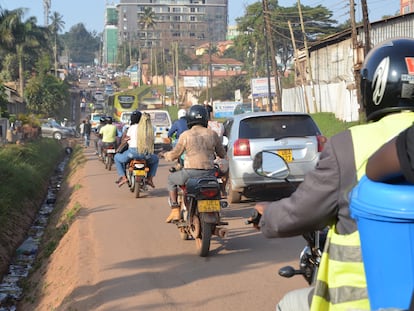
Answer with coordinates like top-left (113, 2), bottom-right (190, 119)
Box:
top-left (40, 119), bottom-right (75, 140)
top-left (223, 111), bottom-right (326, 203)
top-left (233, 103), bottom-right (260, 115)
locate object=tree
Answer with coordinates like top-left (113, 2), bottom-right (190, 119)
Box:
top-left (25, 54), bottom-right (69, 117)
top-left (0, 8), bottom-right (49, 95)
top-left (60, 23), bottom-right (100, 64)
top-left (49, 11), bottom-right (65, 77)
top-left (235, 1), bottom-right (338, 74)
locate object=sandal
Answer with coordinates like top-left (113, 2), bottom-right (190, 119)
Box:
top-left (147, 179), bottom-right (155, 188)
top-left (117, 176), bottom-right (128, 187)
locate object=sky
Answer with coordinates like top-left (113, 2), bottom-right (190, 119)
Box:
top-left (0, 0), bottom-right (400, 33)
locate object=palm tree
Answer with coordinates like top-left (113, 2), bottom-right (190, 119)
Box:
top-left (139, 7), bottom-right (157, 81)
top-left (49, 11), bottom-right (65, 77)
top-left (0, 8), bottom-right (48, 95)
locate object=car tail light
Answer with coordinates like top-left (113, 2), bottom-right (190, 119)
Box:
top-left (200, 188), bottom-right (220, 198)
top-left (317, 135), bottom-right (327, 152)
top-left (233, 139), bottom-right (250, 156)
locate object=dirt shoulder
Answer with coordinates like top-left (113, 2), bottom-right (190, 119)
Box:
top-left (17, 147), bottom-right (91, 310)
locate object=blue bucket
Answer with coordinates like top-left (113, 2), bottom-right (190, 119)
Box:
top-left (350, 176), bottom-right (414, 310)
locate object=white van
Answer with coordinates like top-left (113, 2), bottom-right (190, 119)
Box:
top-left (141, 110), bottom-right (172, 153)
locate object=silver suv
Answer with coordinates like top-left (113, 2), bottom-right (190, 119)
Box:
top-left (223, 111), bottom-right (326, 203)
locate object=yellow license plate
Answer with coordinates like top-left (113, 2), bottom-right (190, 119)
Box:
top-left (133, 170), bottom-right (147, 176)
top-left (198, 200), bottom-right (220, 212)
top-left (277, 149), bottom-right (293, 162)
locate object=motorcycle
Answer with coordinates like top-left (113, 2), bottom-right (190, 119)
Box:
top-left (170, 166), bottom-right (229, 257)
top-left (248, 150), bottom-right (327, 285)
top-left (102, 143), bottom-right (116, 171)
top-left (126, 159), bottom-right (150, 198)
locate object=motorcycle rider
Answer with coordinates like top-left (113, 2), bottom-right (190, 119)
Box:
top-left (160, 104), bottom-right (227, 223)
top-left (254, 38), bottom-right (414, 311)
top-left (168, 108), bottom-right (188, 145)
top-left (98, 116), bottom-right (117, 159)
top-left (366, 123), bottom-right (414, 183)
top-left (114, 110), bottom-right (159, 188)
top-left (94, 116), bottom-right (106, 156)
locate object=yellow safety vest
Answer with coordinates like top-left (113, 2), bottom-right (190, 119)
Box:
top-left (311, 112), bottom-right (414, 311)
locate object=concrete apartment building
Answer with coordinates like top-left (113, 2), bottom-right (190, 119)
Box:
top-left (116, 0), bottom-right (228, 51)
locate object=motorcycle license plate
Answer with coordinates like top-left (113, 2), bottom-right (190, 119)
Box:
top-left (107, 149), bottom-right (116, 154)
top-left (133, 170), bottom-right (147, 176)
top-left (277, 149), bottom-right (292, 162)
top-left (198, 200), bottom-right (220, 212)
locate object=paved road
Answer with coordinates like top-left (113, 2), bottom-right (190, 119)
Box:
top-left (71, 146), bottom-right (308, 310)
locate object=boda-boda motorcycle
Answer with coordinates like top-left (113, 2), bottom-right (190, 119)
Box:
top-left (169, 166), bottom-right (229, 257)
top-left (102, 143), bottom-right (116, 171)
top-left (126, 159), bottom-right (150, 198)
top-left (248, 151), bottom-right (327, 285)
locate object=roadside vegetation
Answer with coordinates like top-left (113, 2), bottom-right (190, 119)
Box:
top-left (0, 138), bottom-right (64, 275)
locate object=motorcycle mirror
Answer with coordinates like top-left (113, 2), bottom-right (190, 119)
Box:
top-left (253, 151), bottom-right (290, 179)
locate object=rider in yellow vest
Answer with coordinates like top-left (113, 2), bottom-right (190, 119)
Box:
top-left (254, 37), bottom-right (414, 311)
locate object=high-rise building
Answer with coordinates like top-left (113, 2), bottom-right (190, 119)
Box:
top-left (116, 0), bottom-right (228, 52)
top-left (103, 5), bottom-right (119, 66)
top-left (401, 0), bottom-right (414, 14)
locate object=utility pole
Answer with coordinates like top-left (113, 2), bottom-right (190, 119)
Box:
top-left (350, 0), bottom-right (363, 111)
top-left (43, 0), bottom-right (51, 26)
top-left (209, 41), bottom-right (213, 105)
top-left (262, 0), bottom-right (282, 111)
top-left (288, 20), bottom-right (310, 113)
top-left (298, 0), bottom-right (318, 113)
top-left (361, 0), bottom-right (371, 56)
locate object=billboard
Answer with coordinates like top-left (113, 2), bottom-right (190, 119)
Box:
top-left (184, 76), bottom-right (208, 88)
top-left (251, 77), bottom-right (276, 98)
top-left (213, 101), bottom-right (239, 118)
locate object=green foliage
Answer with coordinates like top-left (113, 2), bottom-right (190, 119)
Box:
top-left (60, 23), bottom-right (100, 64)
top-left (25, 73), bottom-right (69, 116)
top-left (311, 112), bottom-right (362, 138)
top-left (0, 139), bottom-right (63, 228)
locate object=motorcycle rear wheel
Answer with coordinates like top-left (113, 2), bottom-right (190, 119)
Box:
top-left (135, 178), bottom-right (141, 198)
top-left (196, 221), bottom-right (212, 257)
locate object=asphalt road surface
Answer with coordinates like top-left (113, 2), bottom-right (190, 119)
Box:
top-left (73, 146), bottom-right (308, 310)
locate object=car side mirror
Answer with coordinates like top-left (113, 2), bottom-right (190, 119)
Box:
top-left (253, 151), bottom-right (290, 179)
top-left (222, 136), bottom-right (229, 147)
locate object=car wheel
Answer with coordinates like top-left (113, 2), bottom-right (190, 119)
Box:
top-left (53, 132), bottom-right (62, 140)
top-left (226, 176), bottom-right (241, 203)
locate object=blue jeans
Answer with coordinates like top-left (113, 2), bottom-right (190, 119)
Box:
top-left (114, 147), bottom-right (159, 178)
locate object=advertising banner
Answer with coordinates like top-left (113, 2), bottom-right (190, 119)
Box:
top-left (213, 101), bottom-right (239, 118)
top-left (184, 76), bottom-right (208, 88)
top-left (251, 77), bottom-right (276, 98)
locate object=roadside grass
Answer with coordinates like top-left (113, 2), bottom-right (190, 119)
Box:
top-left (0, 139), bottom-right (63, 233)
top-left (311, 112), bottom-right (362, 137)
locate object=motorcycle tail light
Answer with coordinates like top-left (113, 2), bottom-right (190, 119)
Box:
top-left (200, 188), bottom-right (219, 198)
top-left (233, 139), bottom-right (250, 156)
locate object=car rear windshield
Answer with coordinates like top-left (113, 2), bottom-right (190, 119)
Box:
top-left (239, 115), bottom-right (320, 139)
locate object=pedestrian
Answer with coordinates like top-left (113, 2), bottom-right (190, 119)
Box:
top-left (79, 120), bottom-right (85, 139)
top-left (204, 100), bottom-right (213, 120)
top-left (83, 118), bottom-right (92, 147)
top-left (253, 38), bottom-right (414, 311)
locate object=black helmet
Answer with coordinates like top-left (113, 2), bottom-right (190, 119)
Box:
top-left (360, 38), bottom-right (414, 121)
top-left (187, 104), bottom-right (208, 129)
top-left (105, 116), bottom-right (113, 124)
top-left (130, 110), bottom-right (142, 125)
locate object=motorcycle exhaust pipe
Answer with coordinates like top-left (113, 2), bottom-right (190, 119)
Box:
top-left (214, 227), bottom-right (228, 239)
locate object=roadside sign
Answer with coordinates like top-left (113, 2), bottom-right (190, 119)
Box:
top-left (251, 77), bottom-right (276, 98)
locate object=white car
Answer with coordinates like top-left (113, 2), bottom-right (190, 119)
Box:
top-left (87, 80), bottom-right (97, 88)
top-left (141, 110), bottom-right (172, 153)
